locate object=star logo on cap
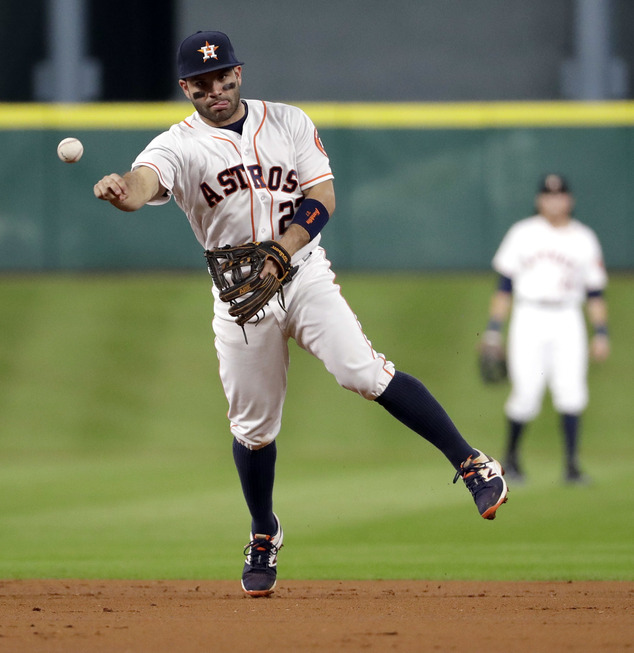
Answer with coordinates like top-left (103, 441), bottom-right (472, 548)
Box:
top-left (197, 41), bottom-right (219, 62)
top-left (544, 174), bottom-right (563, 192)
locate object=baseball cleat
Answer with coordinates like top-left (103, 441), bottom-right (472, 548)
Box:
top-left (454, 450), bottom-right (508, 520)
top-left (564, 464), bottom-right (592, 486)
top-left (241, 513), bottom-right (283, 597)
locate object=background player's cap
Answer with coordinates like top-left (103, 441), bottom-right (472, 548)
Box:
top-left (538, 173), bottom-right (570, 194)
top-left (177, 31), bottom-right (244, 79)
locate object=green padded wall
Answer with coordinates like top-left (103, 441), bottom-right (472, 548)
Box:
top-left (0, 103), bottom-right (632, 271)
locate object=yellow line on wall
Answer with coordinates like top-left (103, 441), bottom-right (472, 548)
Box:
top-left (1, 101), bottom-right (634, 129)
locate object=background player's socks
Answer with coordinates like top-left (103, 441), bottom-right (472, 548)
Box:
top-left (506, 419), bottom-right (525, 463)
top-left (375, 371), bottom-right (477, 469)
top-left (561, 413), bottom-right (580, 471)
top-left (232, 438), bottom-right (278, 535)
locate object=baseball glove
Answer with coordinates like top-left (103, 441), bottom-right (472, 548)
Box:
top-left (478, 331), bottom-right (508, 384)
top-left (205, 241), bottom-right (296, 335)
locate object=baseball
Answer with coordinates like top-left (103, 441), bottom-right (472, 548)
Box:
top-left (57, 137), bottom-right (84, 163)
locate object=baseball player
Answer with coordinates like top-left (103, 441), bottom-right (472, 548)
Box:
top-left (94, 30), bottom-right (508, 597)
top-left (482, 173), bottom-right (609, 484)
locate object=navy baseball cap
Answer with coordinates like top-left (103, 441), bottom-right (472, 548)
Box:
top-left (177, 31), bottom-right (244, 79)
top-left (538, 173), bottom-right (570, 194)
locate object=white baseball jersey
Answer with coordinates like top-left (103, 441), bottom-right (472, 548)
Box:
top-left (130, 100), bottom-right (395, 448)
top-left (492, 214), bottom-right (607, 421)
top-left (132, 100), bottom-right (334, 264)
top-left (492, 215), bottom-right (607, 305)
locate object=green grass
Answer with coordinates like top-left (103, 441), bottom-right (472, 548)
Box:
top-left (0, 271), bottom-right (632, 580)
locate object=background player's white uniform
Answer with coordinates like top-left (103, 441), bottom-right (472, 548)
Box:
top-left (132, 101), bottom-right (395, 448)
top-left (492, 214), bottom-right (607, 422)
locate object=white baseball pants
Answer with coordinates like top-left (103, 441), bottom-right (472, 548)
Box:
top-left (212, 247), bottom-right (396, 448)
top-left (505, 302), bottom-right (588, 422)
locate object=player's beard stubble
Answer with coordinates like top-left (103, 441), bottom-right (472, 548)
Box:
top-left (191, 82), bottom-right (242, 127)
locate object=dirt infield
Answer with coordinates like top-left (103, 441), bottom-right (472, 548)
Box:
top-left (0, 579), bottom-right (631, 652)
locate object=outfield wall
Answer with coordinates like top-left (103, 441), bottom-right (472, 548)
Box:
top-left (0, 102), bottom-right (632, 271)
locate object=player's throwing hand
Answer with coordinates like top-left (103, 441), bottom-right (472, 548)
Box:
top-left (94, 173), bottom-right (129, 202)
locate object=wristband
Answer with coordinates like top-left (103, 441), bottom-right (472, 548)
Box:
top-left (498, 275), bottom-right (513, 293)
top-left (290, 198), bottom-right (329, 241)
top-left (487, 319), bottom-right (503, 332)
top-left (594, 325), bottom-right (609, 337)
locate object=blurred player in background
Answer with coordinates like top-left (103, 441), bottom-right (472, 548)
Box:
top-left (482, 174), bottom-right (609, 484)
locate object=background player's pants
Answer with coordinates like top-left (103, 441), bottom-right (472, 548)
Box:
top-left (212, 247), bottom-right (396, 449)
top-left (505, 302), bottom-right (588, 423)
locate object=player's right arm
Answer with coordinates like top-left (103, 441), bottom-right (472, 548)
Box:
top-left (481, 278), bottom-right (513, 351)
top-left (488, 287), bottom-right (513, 325)
top-left (94, 166), bottom-right (166, 212)
top-left (586, 293), bottom-right (610, 362)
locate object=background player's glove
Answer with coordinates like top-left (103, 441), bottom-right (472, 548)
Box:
top-left (478, 330), bottom-right (508, 384)
top-left (205, 241), bottom-right (295, 333)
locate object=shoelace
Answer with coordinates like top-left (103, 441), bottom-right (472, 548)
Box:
top-left (244, 537), bottom-right (280, 569)
top-left (453, 458), bottom-right (493, 503)
top-left (452, 459), bottom-right (487, 485)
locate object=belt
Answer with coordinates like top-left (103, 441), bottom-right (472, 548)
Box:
top-left (519, 299), bottom-right (575, 309)
top-left (284, 250), bottom-right (313, 286)
top-left (293, 249), bottom-right (313, 266)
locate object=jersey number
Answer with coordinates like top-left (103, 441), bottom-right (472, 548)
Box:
top-left (278, 198), bottom-right (303, 234)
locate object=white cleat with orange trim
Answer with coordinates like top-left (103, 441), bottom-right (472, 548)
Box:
top-left (454, 450), bottom-right (508, 520)
top-left (241, 513), bottom-right (284, 597)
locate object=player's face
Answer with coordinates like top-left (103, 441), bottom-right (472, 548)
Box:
top-left (179, 67), bottom-right (243, 126)
top-left (537, 191), bottom-right (574, 222)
